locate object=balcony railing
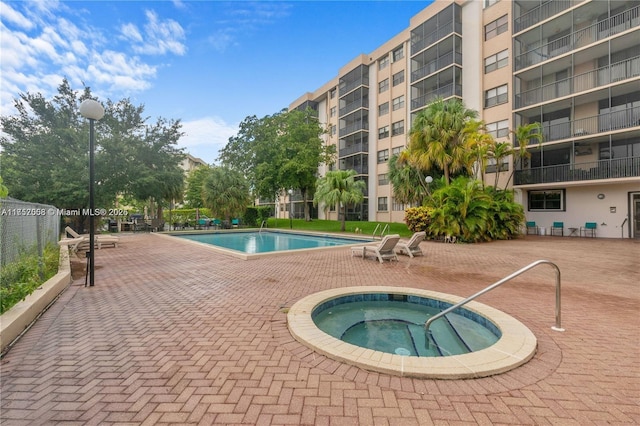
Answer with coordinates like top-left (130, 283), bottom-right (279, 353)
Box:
top-left (411, 51), bottom-right (462, 83)
top-left (339, 122), bottom-right (369, 137)
top-left (339, 142), bottom-right (368, 157)
top-left (411, 83), bottom-right (462, 111)
top-left (515, 5), bottom-right (640, 71)
top-left (532, 106), bottom-right (640, 143)
top-left (514, 0), bottom-right (579, 34)
top-left (514, 157), bottom-right (640, 185)
top-left (339, 97), bottom-right (369, 117)
top-left (411, 22), bottom-right (455, 56)
top-left (516, 56), bottom-right (640, 109)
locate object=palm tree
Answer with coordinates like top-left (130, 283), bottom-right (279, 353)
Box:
top-left (504, 122), bottom-right (543, 189)
top-left (313, 170), bottom-right (366, 232)
top-left (388, 153), bottom-right (428, 206)
top-left (407, 98), bottom-right (479, 185)
top-left (488, 141), bottom-right (514, 190)
top-left (202, 166), bottom-right (251, 222)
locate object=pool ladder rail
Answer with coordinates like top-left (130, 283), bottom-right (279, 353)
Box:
top-left (425, 260), bottom-right (564, 343)
top-left (372, 223), bottom-right (390, 240)
top-left (259, 220), bottom-right (267, 233)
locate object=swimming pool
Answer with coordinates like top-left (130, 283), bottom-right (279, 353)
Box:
top-left (168, 230), bottom-right (371, 259)
top-left (288, 286), bottom-right (537, 379)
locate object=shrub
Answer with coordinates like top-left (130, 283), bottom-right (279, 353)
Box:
top-left (404, 206), bottom-right (434, 234)
top-left (0, 245), bottom-right (60, 314)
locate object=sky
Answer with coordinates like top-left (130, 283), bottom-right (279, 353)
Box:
top-left (1, 0), bottom-right (432, 164)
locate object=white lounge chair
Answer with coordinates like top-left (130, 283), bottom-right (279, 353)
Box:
top-left (351, 234), bottom-right (401, 264)
top-left (396, 231), bottom-right (426, 258)
top-left (63, 226), bottom-right (119, 248)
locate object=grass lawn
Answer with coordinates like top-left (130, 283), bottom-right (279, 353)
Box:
top-left (266, 218), bottom-right (412, 238)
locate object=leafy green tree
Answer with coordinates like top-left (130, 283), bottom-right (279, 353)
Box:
top-left (0, 176), bottom-right (8, 198)
top-left (184, 165), bottom-right (210, 208)
top-left (219, 108), bottom-right (334, 221)
top-left (313, 170), bottom-right (365, 232)
top-left (407, 98), bottom-right (479, 185)
top-left (387, 153), bottom-right (428, 206)
top-left (0, 79), bottom-right (185, 226)
top-left (202, 166), bottom-right (251, 221)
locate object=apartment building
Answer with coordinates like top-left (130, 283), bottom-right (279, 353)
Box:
top-left (289, 0), bottom-right (640, 238)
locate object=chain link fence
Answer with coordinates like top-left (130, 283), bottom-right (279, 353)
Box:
top-left (0, 197), bottom-right (60, 268)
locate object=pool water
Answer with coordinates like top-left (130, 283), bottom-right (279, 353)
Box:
top-left (176, 231), bottom-right (369, 254)
top-left (312, 296), bottom-right (500, 357)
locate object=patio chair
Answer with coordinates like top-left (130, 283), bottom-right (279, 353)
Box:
top-left (351, 234), bottom-right (401, 264)
top-left (396, 231), bottom-right (426, 258)
top-left (580, 222), bottom-right (597, 237)
top-left (63, 226), bottom-right (119, 248)
top-left (550, 221), bottom-right (564, 236)
top-left (525, 221), bottom-right (539, 235)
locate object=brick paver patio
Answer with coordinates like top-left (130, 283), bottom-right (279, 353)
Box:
top-left (1, 232), bottom-right (638, 425)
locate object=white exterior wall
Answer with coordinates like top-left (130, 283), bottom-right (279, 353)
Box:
top-left (524, 184), bottom-right (639, 239)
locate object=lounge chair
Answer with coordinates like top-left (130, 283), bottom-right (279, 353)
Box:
top-left (351, 234), bottom-right (401, 264)
top-left (396, 231), bottom-right (426, 258)
top-left (525, 221), bottom-right (539, 235)
top-left (64, 226), bottom-right (119, 248)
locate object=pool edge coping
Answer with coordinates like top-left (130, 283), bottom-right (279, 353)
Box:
top-left (154, 229), bottom-right (376, 260)
top-left (287, 286), bottom-right (537, 379)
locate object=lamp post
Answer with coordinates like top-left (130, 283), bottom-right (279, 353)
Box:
top-left (79, 99), bottom-right (105, 287)
top-left (425, 175), bottom-right (433, 196)
top-left (288, 189), bottom-right (293, 229)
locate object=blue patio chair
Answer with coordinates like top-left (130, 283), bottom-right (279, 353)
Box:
top-left (526, 221), bottom-right (539, 235)
top-left (580, 222), bottom-right (597, 237)
top-left (550, 221), bottom-right (564, 236)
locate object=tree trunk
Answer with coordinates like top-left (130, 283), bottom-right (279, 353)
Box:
top-left (341, 205), bottom-right (347, 232)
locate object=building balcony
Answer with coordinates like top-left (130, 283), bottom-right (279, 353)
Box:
top-left (515, 5), bottom-right (640, 71)
top-left (515, 56), bottom-right (640, 109)
top-left (514, 0), bottom-right (582, 34)
top-left (514, 156), bottom-right (640, 185)
top-left (339, 98), bottom-right (369, 117)
top-left (339, 142), bottom-right (368, 157)
top-left (411, 51), bottom-right (461, 83)
top-left (410, 83), bottom-right (462, 111)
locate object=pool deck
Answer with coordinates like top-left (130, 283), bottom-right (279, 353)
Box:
top-left (1, 233), bottom-right (638, 425)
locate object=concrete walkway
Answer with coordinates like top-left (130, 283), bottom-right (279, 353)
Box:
top-left (1, 233), bottom-right (638, 425)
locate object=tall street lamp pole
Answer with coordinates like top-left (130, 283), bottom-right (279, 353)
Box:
top-left (79, 99), bottom-right (105, 287)
top-left (288, 189), bottom-right (293, 229)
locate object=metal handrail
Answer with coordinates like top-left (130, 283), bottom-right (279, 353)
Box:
top-left (425, 260), bottom-right (564, 335)
top-left (259, 220), bottom-right (267, 233)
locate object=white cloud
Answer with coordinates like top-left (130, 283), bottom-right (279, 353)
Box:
top-left (121, 10), bottom-right (186, 56)
top-left (179, 116), bottom-right (238, 163)
top-left (0, 1), bottom-right (34, 30)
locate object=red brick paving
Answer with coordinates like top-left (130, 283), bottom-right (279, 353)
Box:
top-left (1, 233), bottom-right (639, 425)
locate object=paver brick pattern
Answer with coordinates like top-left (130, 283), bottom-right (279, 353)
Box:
top-left (1, 233), bottom-right (639, 425)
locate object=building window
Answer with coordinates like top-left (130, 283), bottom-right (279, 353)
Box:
top-left (378, 55), bottom-right (389, 70)
top-left (331, 124), bottom-right (336, 136)
top-left (392, 146), bottom-right (404, 156)
top-left (378, 102), bottom-right (389, 116)
top-left (392, 95), bottom-right (405, 111)
top-left (486, 119), bottom-right (509, 138)
top-left (330, 88), bottom-right (336, 99)
top-left (486, 157), bottom-right (509, 174)
top-left (485, 84), bottom-right (508, 108)
top-left (392, 120), bottom-right (405, 136)
top-left (379, 79), bottom-right (389, 93)
top-left (378, 126), bottom-right (390, 140)
top-left (528, 190), bottom-right (565, 211)
top-left (392, 46), bottom-right (404, 62)
top-left (378, 173), bottom-right (389, 185)
top-left (377, 149), bottom-right (389, 163)
top-left (393, 70), bottom-right (404, 86)
top-left (484, 49), bottom-right (508, 73)
top-left (330, 106), bottom-right (336, 117)
top-left (483, 0), bottom-right (499, 8)
top-left (485, 15), bottom-right (508, 40)
top-left (392, 198), bottom-right (405, 211)
top-left (377, 197), bottom-right (388, 212)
